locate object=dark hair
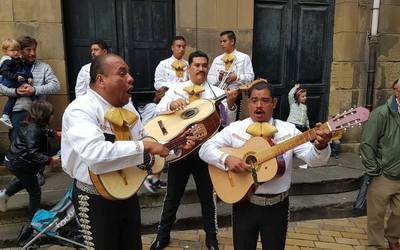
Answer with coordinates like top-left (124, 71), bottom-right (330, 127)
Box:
top-left (91, 40), bottom-right (109, 51)
top-left (220, 30), bottom-right (236, 45)
top-left (294, 87), bottom-right (307, 103)
top-left (248, 82), bottom-right (275, 98)
top-left (188, 50), bottom-right (208, 65)
top-left (18, 36), bottom-right (38, 50)
top-left (392, 79), bottom-right (400, 89)
top-left (171, 36), bottom-right (186, 46)
top-left (26, 100), bottom-right (54, 127)
top-left (90, 53), bottom-right (121, 86)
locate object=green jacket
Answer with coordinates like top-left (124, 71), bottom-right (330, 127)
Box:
top-left (360, 95), bottom-right (400, 180)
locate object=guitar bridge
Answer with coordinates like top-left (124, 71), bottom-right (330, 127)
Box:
top-left (158, 120), bottom-right (168, 135)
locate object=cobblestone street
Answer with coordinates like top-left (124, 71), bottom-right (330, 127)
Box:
top-left (141, 216), bottom-right (370, 250)
top-left (0, 216), bottom-right (371, 250)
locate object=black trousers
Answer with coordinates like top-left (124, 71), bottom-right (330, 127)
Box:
top-left (232, 197), bottom-right (289, 250)
top-left (156, 153), bottom-right (217, 241)
top-left (72, 184), bottom-right (142, 250)
top-left (10, 110), bottom-right (28, 142)
top-left (5, 166), bottom-right (41, 218)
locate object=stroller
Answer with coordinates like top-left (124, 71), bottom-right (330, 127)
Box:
top-left (21, 184), bottom-right (86, 249)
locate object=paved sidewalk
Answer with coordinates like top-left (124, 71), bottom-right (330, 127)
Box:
top-left (142, 216), bottom-right (370, 250)
top-left (0, 216), bottom-right (372, 250)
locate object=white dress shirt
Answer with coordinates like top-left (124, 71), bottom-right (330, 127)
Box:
top-left (75, 63), bottom-right (91, 97)
top-left (61, 89), bottom-right (146, 185)
top-left (207, 49), bottom-right (255, 90)
top-left (199, 118), bottom-right (331, 194)
top-left (156, 80), bottom-right (237, 126)
top-left (154, 56), bottom-right (189, 90)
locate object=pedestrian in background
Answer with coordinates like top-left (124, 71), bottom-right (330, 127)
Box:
top-left (360, 79), bottom-right (400, 250)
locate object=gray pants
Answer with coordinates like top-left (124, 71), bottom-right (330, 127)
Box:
top-left (367, 175), bottom-right (400, 249)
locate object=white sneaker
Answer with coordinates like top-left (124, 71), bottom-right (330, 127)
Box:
top-left (0, 189), bottom-right (9, 212)
top-left (0, 115), bottom-right (13, 128)
top-left (143, 177), bottom-right (157, 193)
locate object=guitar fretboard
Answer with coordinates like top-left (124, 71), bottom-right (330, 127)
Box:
top-left (164, 136), bottom-right (187, 150)
top-left (256, 123), bottom-right (330, 163)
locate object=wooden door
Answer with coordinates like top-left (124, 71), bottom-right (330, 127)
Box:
top-left (253, 0), bottom-right (334, 126)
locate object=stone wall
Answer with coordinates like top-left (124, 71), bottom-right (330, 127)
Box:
top-left (175, 0), bottom-right (254, 62)
top-left (0, 0), bottom-right (67, 154)
top-left (330, 0), bottom-right (400, 146)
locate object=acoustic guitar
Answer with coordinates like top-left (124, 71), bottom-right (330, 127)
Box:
top-left (90, 124), bottom-right (207, 200)
top-left (208, 107), bottom-right (370, 204)
top-left (144, 78), bottom-right (268, 162)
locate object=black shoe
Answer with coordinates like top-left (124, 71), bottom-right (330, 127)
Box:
top-left (206, 237), bottom-right (219, 250)
top-left (150, 238), bottom-right (170, 250)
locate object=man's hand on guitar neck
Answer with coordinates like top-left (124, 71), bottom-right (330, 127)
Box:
top-left (314, 122), bottom-right (332, 150)
top-left (225, 155), bottom-right (251, 173)
top-left (143, 141), bottom-right (169, 157)
top-left (169, 98), bottom-right (189, 111)
top-left (179, 129), bottom-right (198, 150)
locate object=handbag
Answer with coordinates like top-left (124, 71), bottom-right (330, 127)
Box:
top-left (353, 174), bottom-right (370, 210)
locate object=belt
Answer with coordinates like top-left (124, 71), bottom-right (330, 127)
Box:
top-left (76, 180), bottom-right (100, 195)
top-left (249, 191), bottom-right (289, 206)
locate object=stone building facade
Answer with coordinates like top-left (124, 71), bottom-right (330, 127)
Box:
top-left (0, 0), bottom-right (399, 154)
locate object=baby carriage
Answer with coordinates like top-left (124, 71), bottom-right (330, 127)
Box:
top-left (21, 184), bottom-right (86, 249)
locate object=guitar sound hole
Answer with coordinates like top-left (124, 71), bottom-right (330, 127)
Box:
top-left (245, 155), bottom-right (257, 165)
top-left (181, 108), bottom-right (199, 119)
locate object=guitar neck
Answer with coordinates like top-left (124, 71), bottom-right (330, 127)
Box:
top-left (213, 79), bottom-right (267, 104)
top-left (258, 123), bottom-right (329, 163)
top-left (164, 136), bottom-right (187, 150)
top-left (214, 93), bottom-right (227, 104)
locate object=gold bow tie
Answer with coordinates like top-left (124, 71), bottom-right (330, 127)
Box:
top-left (183, 84), bottom-right (205, 103)
top-left (171, 60), bottom-right (187, 77)
top-left (222, 53), bottom-right (236, 70)
top-left (246, 122), bottom-right (278, 138)
top-left (104, 107), bottom-right (138, 127)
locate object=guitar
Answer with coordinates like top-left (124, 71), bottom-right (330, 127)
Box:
top-left (144, 78), bottom-right (268, 162)
top-left (208, 107), bottom-right (370, 204)
top-left (90, 124), bottom-right (207, 200)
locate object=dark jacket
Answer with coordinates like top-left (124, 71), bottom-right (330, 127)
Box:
top-left (6, 122), bottom-right (51, 173)
top-left (360, 95), bottom-right (400, 180)
top-left (0, 57), bottom-right (33, 87)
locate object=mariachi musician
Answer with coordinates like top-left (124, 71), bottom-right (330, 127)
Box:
top-left (199, 81), bottom-right (332, 250)
top-left (150, 50), bottom-right (238, 250)
top-left (61, 54), bottom-right (196, 250)
top-left (207, 30), bottom-right (254, 119)
top-left (142, 36), bottom-right (189, 192)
